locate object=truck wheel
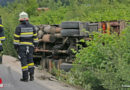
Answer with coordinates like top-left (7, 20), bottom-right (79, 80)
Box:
top-left (61, 29), bottom-right (79, 36)
top-left (61, 21), bottom-right (81, 29)
top-left (87, 23), bottom-right (99, 32)
top-left (60, 63), bottom-right (72, 72)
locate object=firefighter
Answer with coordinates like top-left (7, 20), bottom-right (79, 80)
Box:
top-left (0, 16), bottom-right (5, 64)
top-left (14, 12), bottom-right (38, 82)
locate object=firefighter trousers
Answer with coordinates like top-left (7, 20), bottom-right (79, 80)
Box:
top-left (18, 45), bottom-right (34, 79)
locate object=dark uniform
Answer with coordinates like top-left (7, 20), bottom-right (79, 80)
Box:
top-left (0, 17), bottom-right (5, 64)
top-left (14, 20), bottom-right (38, 81)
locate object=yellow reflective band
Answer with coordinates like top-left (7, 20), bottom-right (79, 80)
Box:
top-left (21, 32), bottom-right (33, 35)
top-left (0, 41), bottom-right (1, 43)
top-left (14, 40), bottom-right (19, 43)
top-left (0, 37), bottom-right (5, 39)
top-left (22, 66), bottom-right (28, 69)
top-left (20, 42), bottom-right (33, 45)
top-left (33, 33), bottom-right (37, 36)
top-left (28, 63), bottom-right (34, 66)
top-left (0, 24), bottom-right (4, 27)
top-left (34, 38), bottom-right (38, 41)
top-left (14, 34), bottom-right (20, 38)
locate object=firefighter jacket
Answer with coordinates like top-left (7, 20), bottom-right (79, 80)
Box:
top-left (14, 21), bottom-right (38, 49)
top-left (0, 22), bottom-right (5, 51)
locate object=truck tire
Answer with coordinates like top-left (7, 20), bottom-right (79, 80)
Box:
top-left (60, 63), bottom-right (72, 72)
top-left (86, 23), bottom-right (99, 33)
top-left (61, 21), bottom-right (81, 29)
top-left (61, 29), bottom-right (79, 36)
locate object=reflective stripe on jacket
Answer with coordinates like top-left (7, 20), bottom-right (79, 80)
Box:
top-left (14, 21), bottom-right (38, 47)
top-left (0, 24), bottom-right (5, 50)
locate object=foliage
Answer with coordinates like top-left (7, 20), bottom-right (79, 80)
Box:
top-left (66, 27), bottom-right (130, 90)
top-left (33, 0), bottom-right (130, 24)
top-left (24, 0), bottom-right (38, 16)
top-left (0, 0), bottom-right (130, 56)
top-left (30, 7), bottom-right (68, 25)
top-left (0, 0), bottom-right (129, 89)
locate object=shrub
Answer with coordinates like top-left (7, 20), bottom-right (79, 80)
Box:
top-left (67, 26), bottom-right (130, 90)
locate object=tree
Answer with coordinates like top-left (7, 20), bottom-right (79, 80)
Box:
top-left (25, 0), bottom-right (38, 15)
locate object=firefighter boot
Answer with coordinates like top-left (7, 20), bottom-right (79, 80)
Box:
top-left (29, 67), bottom-right (34, 81)
top-left (30, 73), bottom-right (34, 81)
top-left (20, 78), bottom-right (28, 82)
top-left (20, 71), bottom-right (28, 82)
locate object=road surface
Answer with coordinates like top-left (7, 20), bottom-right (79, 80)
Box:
top-left (0, 65), bottom-right (50, 90)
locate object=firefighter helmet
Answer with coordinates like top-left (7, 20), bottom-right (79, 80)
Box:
top-left (19, 11), bottom-right (29, 21)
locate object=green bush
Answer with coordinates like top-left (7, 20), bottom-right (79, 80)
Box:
top-left (67, 26), bottom-right (130, 90)
top-left (30, 7), bottom-right (68, 25)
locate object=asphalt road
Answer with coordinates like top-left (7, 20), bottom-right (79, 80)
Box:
top-left (0, 65), bottom-right (50, 90)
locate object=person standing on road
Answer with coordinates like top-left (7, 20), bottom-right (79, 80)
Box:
top-left (0, 16), bottom-right (5, 64)
top-left (14, 12), bottom-right (38, 82)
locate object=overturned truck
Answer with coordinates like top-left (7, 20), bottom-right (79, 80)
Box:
top-left (34, 20), bottom-right (126, 72)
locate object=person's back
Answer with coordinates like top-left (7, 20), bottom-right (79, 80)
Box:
top-left (14, 12), bottom-right (38, 82)
top-left (15, 20), bottom-right (37, 47)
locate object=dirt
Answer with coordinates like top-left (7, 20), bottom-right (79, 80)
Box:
top-left (2, 55), bottom-right (79, 90)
